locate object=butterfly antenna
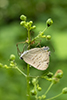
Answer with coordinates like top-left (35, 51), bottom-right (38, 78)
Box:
top-left (49, 40), bottom-right (55, 52)
top-left (46, 39), bottom-right (55, 52)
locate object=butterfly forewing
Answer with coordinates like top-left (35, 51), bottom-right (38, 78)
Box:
top-left (21, 46), bottom-right (50, 70)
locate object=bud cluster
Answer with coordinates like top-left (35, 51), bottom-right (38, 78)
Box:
top-left (31, 77), bottom-right (42, 96)
top-left (20, 15), bottom-right (36, 31)
top-left (0, 54), bottom-right (16, 69)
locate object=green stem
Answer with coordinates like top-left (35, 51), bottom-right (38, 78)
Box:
top-left (32, 26), bottom-right (48, 42)
top-left (27, 64), bottom-right (30, 100)
top-left (28, 29), bottom-right (31, 45)
top-left (43, 26), bottom-right (48, 32)
top-left (15, 66), bottom-right (27, 77)
top-left (27, 29), bottom-right (31, 100)
top-left (46, 92), bottom-right (62, 100)
top-left (45, 82), bottom-right (53, 95)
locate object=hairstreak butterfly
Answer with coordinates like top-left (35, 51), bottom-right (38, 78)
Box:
top-left (20, 46), bottom-right (50, 70)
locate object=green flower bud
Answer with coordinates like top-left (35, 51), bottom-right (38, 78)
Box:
top-left (42, 95), bottom-right (46, 99)
top-left (37, 87), bottom-right (42, 91)
top-left (56, 73), bottom-right (63, 79)
top-left (10, 54), bottom-right (15, 61)
top-left (48, 78), bottom-right (52, 82)
top-left (55, 70), bottom-right (63, 79)
top-left (46, 18), bottom-right (53, 27)
top-left (30, 26), bottom-right (36, 30)
top-left (10, 61), bottom-right (14, 64)
top-left (37, 84), bottom-right (42, 91)
top-left (20, 21), bottom-right (26, 26)
top-left (25, 22), bottom-right (30, 29)
top-left (26, 22), bottom-right (29, 26)
top-left (39, 32), bottom-right (44, 36)
top-left (10, 63), bottom-right (14, 67)
top-left (20, 15), bottom-right (27, 21)
top-left (29, 21), bottom-right (33, 25)
top-left (47, 72), bottom-right (53, 78)
top-left (0, 63), bottom-right (3, 68)
top-left (46, 35), bottom-right (51, 40)
top-left (62, 87), bottom-right (67, 94)
top-left (4, 65), bottom-right (8, 68)
top-left (31, 89), bottom-right (37, 95)
top-left (32, 78), bottom-right (37, 85)
top-left (32, 25), bottom-right (36, 29)
top-left (38, 96), bottom-right (41, 99)
top-left (52, 77), bottom-right (59, 84)
top-left (41, 35), bottom-right (46, 38)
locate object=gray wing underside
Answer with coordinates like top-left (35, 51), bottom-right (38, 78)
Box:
top-left (22, 47), bottom-right (50, 70)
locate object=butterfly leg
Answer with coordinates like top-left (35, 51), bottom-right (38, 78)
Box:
top-left (16, 41), bottom-right (26, 56)
top-left (23, 43), bottom-right (28, 52)
top-left (35, 40), bottom-right (41, 48)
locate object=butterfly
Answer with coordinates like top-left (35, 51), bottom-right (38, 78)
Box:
top-left (20, 46), bottom-right (50, 70)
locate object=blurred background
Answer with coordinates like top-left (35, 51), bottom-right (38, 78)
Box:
top-left (0, 0), bottom-right (67, 100)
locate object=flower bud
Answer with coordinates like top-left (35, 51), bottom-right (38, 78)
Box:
top-left (32, 78), bottom-right (36, 85)
top-left (4, 65), bottom-right (8, 68)
top-left (10, 61), bottom-right (14, 64)
top-left (46, 35), bottom-right (51, 40)
top-left (20, 15), bottom-right (27, 21)
top-left (42, 95), bottom-right (46, 99)
top-left (29, 21), bottom-right (33, 25)
top-left (48, 78), bottom-right (52, 82)
top-left (47, 72), bottom-right (53, 78)
top-left (25, 39), bottom-right (28, 43)
top-left (41, 35), bottom-right (46, 38)
top-left (0, 63), bottom-right (3, 68)
top-left (46, 18), bottom-right (53, 27)
top-left (38, 96), bottom-right (41, 99)
top-left (54, 70), bottom-right (63, 79)
top-left (31, 89), bottom-right (37, 95)
top-left (10, 54), bottom-right (15, 61)
top-left (37, 87), bottom-right (42, 91)
top-left (31, 25), bottom-right (36, 30)
top-left (62, 87), bottom-right (67, 94)
top-left (52, 77), bottom-right (59, 84)
top-left (10, 63), bottom-right (14, 67)
top-left (20, 21), bottom-right (25, 26)
top-left (37, 84), bottom-right (42, 91)
top-left (39, 31), bottom-right (44, 36)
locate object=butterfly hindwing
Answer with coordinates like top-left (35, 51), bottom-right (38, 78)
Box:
top-left (22, 47), bottom-right (50, 70)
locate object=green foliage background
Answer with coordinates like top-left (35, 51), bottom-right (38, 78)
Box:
top-left (0, 0), bottom-right (67, 100)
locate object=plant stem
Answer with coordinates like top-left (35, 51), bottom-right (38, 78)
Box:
top-left (42, 26), bottom-right (48, 33)
top-left (27, 64), bottom-right (30, 100)
top-left (28, 29), bottom-right (30, 45)
top-left (45, 82), bottom-right (53, 95)
top-left (27, 29), bottom-right (31, 100)
top-left (46, 92), bottom-right (62, 100)
top-left (15, 66), bottom-right (27, 77)
top-left (32, 26), bottom-right (48, 42)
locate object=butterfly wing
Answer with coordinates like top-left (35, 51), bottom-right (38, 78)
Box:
top-left (22, 47), bottom-right (50, 70)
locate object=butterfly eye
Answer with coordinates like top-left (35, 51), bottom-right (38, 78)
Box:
top-left (20, 56), bottom-right (23, 60)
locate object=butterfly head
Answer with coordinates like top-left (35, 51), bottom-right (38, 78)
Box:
top-left (43, 46), bottom-right (49, 51)
top-left (20, 50), bottom-right (29, 60)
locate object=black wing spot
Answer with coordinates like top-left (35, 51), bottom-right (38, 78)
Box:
top-left (47, 62), bottom-right (49, 65)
